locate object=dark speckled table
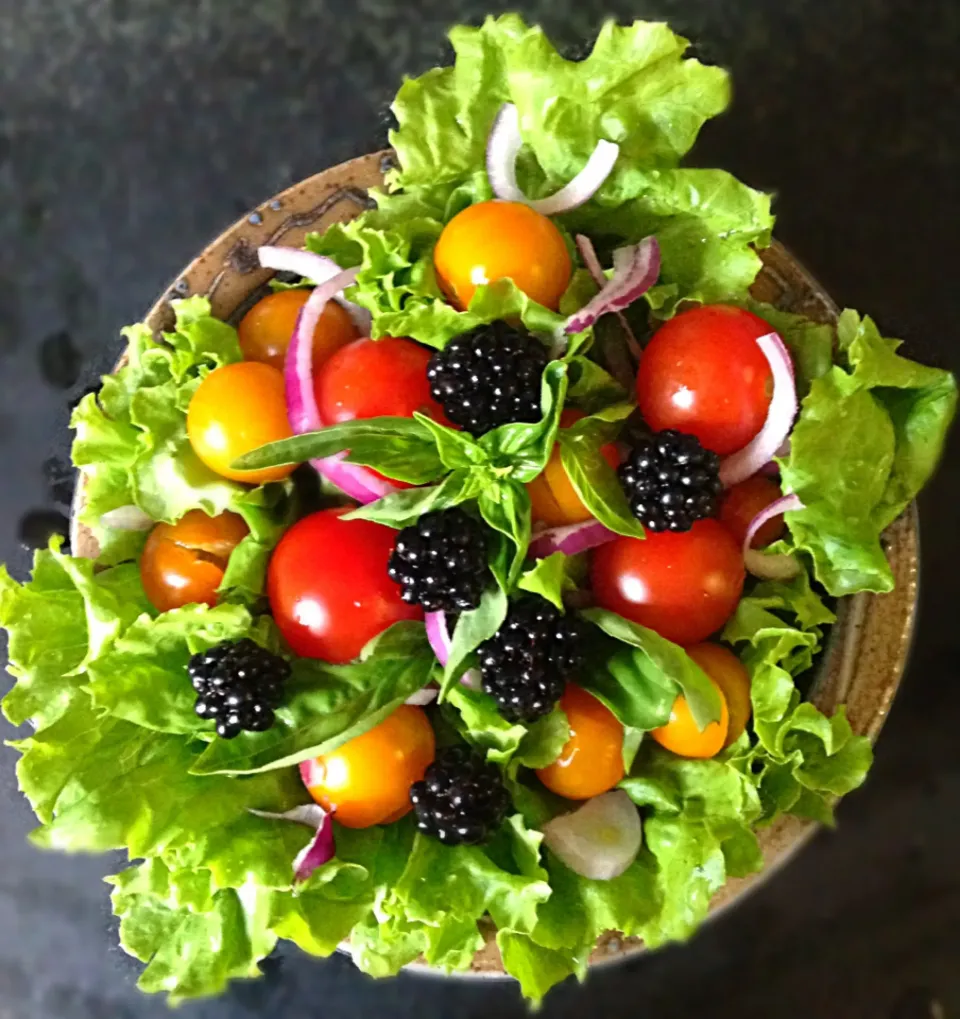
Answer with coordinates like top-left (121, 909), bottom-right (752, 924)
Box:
top-left (1, 2), bottom-right (958, 1017)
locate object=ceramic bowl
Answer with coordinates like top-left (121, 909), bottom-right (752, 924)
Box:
top-left (71, 152), bottom-right (919, 976)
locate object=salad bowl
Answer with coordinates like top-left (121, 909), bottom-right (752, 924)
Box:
top-left (71, 150), bottom-right (920, 975)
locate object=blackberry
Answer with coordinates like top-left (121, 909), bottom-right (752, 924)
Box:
top-left (188, 638), bottom-right (291, 739)
top-left (427, 322), bottom-right (549, 436)
top-left (618, 429), bottom-right (722, 532)
top-left (387, 509), bottom-right (490, 613)
top-left (410, 746), bottom-right (512, 846)
top-left (478, 597), bottom-right (586, 723)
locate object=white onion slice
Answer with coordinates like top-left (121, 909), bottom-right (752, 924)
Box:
top-left (249, 802), bottom-right (335, 882)
top-left (99, 505), bottom-right (153, 532)
top-left (529, 520), bottom-right (618, 559)
top-left (486, 103), bottom-right (620, 216)
top-left (742, 493), bottom-right (805, 581)
top-left (405, 686), bottom-right (439, 706)
top-left (719, 333), bottom-right (798, 488)
top-left (284, 272), bottom-right (399, 504)
top-left (542, 790), bottom-right (643, 881)
top-left (563, 236), bottom-right (661, 336)
top-left (258, 245), bottom-right (372, 334)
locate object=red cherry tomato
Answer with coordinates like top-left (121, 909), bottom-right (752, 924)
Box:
top-left (238, 289), bottom-right (358, 372)
top-left (267, 508), bottom-right (422, 663)
top-left (433, 201), bottom-right (572, 311)
top-left (719, 475), bottom-right (786, 548)
top-left (301, 705), bottom-right (435, 828)
top-left (315, 336), bottom-right (450, 426)
top-left (636, 305), bottom-right (774, 455)
top-left (140, 509), bottom-right (249, 613)
top-left (591, 519), bottom-right (745, 646)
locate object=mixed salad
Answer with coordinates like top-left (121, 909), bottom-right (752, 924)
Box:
top-left (1, 16), bottom-right (955, 1005)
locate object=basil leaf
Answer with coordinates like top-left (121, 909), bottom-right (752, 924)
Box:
top-left (413, 413), bottom-right (490, 470)
top-left (190, 622), bottom-right (435, 775)
top-left (582, 608), bottom-right (723, 729)
top-left (233, 417), bottom-right (445, 482)
top-left (479, 361), bottom-right (569, 482)
top-left (478, 481), bottom-right (532, 586)
top-left (558, 412), bottom-right (645, 540)
top-left (441, 585), bottom-right (509, 693)
top-left (516, 552), bottom-right (577, 612)
top-left (346, 470), bottom-right (485, 528)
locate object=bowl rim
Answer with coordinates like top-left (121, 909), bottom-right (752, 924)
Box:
top-left (68, 151), bottom-right (921, 978)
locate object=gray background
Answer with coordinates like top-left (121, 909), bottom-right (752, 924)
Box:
top-left (1, 1), bottom-right (958, 1016)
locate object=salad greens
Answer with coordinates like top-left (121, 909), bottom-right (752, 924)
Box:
top-left (0, 12), bottom-right (953, 1008)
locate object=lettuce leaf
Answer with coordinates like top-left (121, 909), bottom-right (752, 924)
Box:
top-left (71, 297), bottom-right (291, 598)
top-left (780, 311), bottom-right (956, 595)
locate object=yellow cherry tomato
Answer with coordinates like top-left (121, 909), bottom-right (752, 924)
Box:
top-left (687, 642), bottom-right (752, 749)
top-left (527, 409), bottom-right (621, 527)
top-left (140, 509), bottom-right (249, 613)
top-left (651, 677), bottom-right (730, 759)
top-left (238, 289), bottom-right (359, 372)
top-left (536, 684), bottom-right (625, 800)
top-left (187, 361), bottom-right (295, 484)
top-left (433, 201), bottom-right (572, 311)
top-left (301, 705), bottom-right (436, 828)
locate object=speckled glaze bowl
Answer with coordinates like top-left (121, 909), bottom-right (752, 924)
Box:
top-left (71, 153), bottom-right (920, 977)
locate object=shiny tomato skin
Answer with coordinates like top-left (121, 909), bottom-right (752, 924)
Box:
top-left (433, 201), bottom-right (572, 311)
top-left (301, 705), bottom-right (436, 828)
top-left (140, 509), bottom-right (249, 613)
top-left (637, 305), bottom-right (774, 455)
top-left (238, 289), bottom-right (358, 372)
top-left (719, 475), bottom-right (786, 548)
top-left (651, 680), bottom-right (730, 759)
top-left (315, 336), bottom-right (450, 426)
top-left (527, 409), bottom-right (621, 528)
top-left (187, 361), bottom-right (295, 484)
top-left (267, 508), bottom-right (422, 663)
top-left (686, 642), bottom-right (752, 748)
top-left (590, 519), bottom-right (745, 646)
top-left (536, 684), bottom-right (625, 800)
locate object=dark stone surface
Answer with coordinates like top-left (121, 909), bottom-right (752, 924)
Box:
top-left (0, 1), bottom-right (957, 1016)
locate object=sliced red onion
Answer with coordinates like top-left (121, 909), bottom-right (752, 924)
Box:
top-left (284, 272), bottom-right (398, 504)
top-left (425, 611), bottom-right (452, 667)
top-left (542, 790), bottom-right (643, 880)
top-left (575, 235), bottom-right (641, 360)
top-left (249, 803), bottom-right (335, 883)
top-left (99, 505), bottom-right (153, 532)
top-left (719, 333), bottom-right (798, 489)
top-left (563, 237), bottom-right (661, 336)
top-left (486, 103), bottom-right (620, 216)
top-left (742, 493), bottom-right (804, 581)
top-left (529, 520), bottom-right (618, 559)
top-left (258, 245), bottom-right (372, 334)
top-left (405, 685), bottom-right (439, 706)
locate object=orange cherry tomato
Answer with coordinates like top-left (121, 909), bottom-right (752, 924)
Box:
top-left (300, 705), bottom-right (436, 828)
top-left (650, 677), bottom-right (730, 759)
top-left (238, 289), bottom-right (359, 373)
top-left (433, 201), bottom-right (572, 311)
top-left (536, 684), bottom-right (625, 800)
top-left (187, 362), bottom-right (295, 484)
top-left (719, 475), bottom-right (786, 549)
top-left (527, 409), bottom-right (620, 527)
top-left (140, 509), bottom-right (249, 613)
top-left (686, 642), bottom-right (752, 748)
